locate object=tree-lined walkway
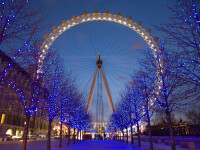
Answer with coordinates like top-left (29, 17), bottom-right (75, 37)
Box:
top-left (0, 139), bottom-right (189, 150)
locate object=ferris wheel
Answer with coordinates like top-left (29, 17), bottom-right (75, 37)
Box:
top-left (38, 11), bottom-right (163, 127)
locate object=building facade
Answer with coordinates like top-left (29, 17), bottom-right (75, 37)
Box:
top-left (0, 50), bottom-right (49, 138)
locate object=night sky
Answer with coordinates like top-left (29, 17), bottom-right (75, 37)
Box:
top-left (31, 0), bottom-right (176, 121)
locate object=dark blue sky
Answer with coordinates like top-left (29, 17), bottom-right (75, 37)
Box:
top-left (31, 0), bottom-right (176, 120)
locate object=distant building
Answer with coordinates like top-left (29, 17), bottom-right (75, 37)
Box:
top-left (173, 119), bottom-right (189, 135)
top-left (173, 119), bottom-right (200, 136)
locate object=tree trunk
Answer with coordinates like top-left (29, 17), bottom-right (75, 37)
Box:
top-left (76, 130), bottom-right (79, 142)
top-left (79, 130), bottom-right (81, 141)
top-left (118, 131), bottom-right (119, 141)
top-left (130, 123), bottom-right (134, 144)
top-left (83, 130), bottom-right (86, 140)
top-left (59, 120), bottom-right (62, 148)
top-left (122, 130), bottom-right (124, 143)
top-left (166, 110), bottom-right (176, 150)
top-left (136, 121), bottom-right (141, 146)
top-left (120, 131), bottom-right (121, 141)
top-left (80, 130), bottom-right (82, 141)
top-left (21, 112), bottom-right (30, 150)
top-left (109, 130), bottom-right (110, 139)
top-left (67, 127), bottom-right (70, 145)
top-left (126, 127), bottom-right (128, 143)
top-left (47, 118), bottom-right (52, 150)
top-left (194, 125), bottom-right (197, 135)
top-left (147, 112), bottom-right (153, 150)
top-left (73, 128), bottom-right (75, 144)
top-left (80, 130), bottom-right (83, 141)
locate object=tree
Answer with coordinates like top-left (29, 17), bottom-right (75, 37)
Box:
top-left (62, 80), bottom-right (91, 145)
top-left (126, 84), bottom-right (143, 147)
top-left (185, 106), bottom-right (200, 126)
top-left (157, 0), bottom-right (200, 100)
top-left (0, 48), bottom-right (46, 150)
top-left (151, 110), bottom-right (177, 126)
top-left (43, 53), bottom-right (64, 150)
top-left (154, 1), bottom-right (200, 148)
top-left (58, 77), bottom-right (73, 148)
top-left (0, 1), bottom-right (46, 148)
top-left (116, 100), bottom-right (130, 143)
top-left (139, 47), bottom-right (191, 150)
top-left (16, 41), bottom-right (48, 150)
top-left (0, 0), bottom-right (45, 52)
top-left (157, 0), bottom-right (200, 52)
top-left (132, 70), bottom-right (156, 150)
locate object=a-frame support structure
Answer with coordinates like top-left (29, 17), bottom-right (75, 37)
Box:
top-left (86, 53), bottom-right (115, 113)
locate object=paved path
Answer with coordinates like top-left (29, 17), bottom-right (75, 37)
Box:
top-left (0, 139), bottom-right (190, 150)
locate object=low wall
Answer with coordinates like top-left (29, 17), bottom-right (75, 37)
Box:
top-left (140, 136), bottom-right (200, 149)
